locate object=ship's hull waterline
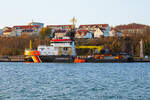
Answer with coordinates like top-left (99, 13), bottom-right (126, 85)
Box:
top-left (25, 55), bottom-right (75, 63)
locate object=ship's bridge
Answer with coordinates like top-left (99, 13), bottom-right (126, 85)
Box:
top-left (50, 36), bottom-right (73, 47)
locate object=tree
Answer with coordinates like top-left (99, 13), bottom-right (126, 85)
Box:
top-left (40, 27), bottom-right (51, 39)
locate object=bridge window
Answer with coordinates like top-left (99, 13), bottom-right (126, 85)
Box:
top-left (40, 48), bottom-right (44, 51)
top-left (63, 48), bottom-right (68, 51)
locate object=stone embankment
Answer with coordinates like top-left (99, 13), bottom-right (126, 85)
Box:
top-left (0, 55), bottom-right (24, 62)
top-left (0, 55), bottom-right (150, 63)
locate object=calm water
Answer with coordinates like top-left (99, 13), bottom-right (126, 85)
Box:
top-left (0, 63), bottom-right (150, 100)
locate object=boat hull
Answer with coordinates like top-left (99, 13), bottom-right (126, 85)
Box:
top-left (25, 55), bottom-right (74, 63)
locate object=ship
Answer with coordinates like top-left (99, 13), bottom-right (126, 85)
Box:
top-left (24, 37), bottom-right (76, 63)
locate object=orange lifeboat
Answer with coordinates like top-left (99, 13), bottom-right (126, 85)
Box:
top-left (74, 58), bottom-right (85, 63)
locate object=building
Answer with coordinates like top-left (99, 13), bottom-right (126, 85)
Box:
top-left (53, 30), bottom-right (68, 39)
top-left (109, 27), bottom-right (122, 37)
top-left (28, 22), bottom-right (44, 28)
top-left (94, 28), bottom-right (104, 38)
top-left (115, 23), bottom-right (150, 36)
top-left (2, 27), bottom-right (16, 37)
top-left (47, 25), bottom-right (72, 30)
top-left (79, 24), bottom-right (110, 32)
top-left (75, 30), bottom-right (92, 38)
top-left (79, 24), bottom-right (111, 38)
top-left (13, 25), bottom-right (41, 36)
top-left (2, 27), bottom-right (12, 32)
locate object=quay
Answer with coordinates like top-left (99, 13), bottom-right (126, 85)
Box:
top-left (0, 55), bottom-right (150, 63)
top-left (0, 55), bottom-right (24, 62)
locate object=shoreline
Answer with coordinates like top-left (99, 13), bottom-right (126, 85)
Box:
top-left (0, 55), bottom-right (150, 63)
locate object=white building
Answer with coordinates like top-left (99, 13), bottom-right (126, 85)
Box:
top-left (2, 27), bottom-right (16, 37)
top-left (28, 22), bottom-right (44, 28)
top-left (13, 25), bottom-right (41, 36)
top-left (79, 24), bottom-right (111, 38)
top-left (94, 28), bottom-right (104, 38)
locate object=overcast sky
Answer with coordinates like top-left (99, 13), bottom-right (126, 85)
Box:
top-left (0, 0), bottom-right (150, 28)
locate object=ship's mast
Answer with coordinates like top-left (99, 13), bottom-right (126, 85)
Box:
top-left (30, 40), bottom-right (32, 50)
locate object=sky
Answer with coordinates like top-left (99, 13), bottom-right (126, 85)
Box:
top-left (0, 0), bottom-right (150, 28)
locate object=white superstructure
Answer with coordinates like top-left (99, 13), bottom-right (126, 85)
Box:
top-left (37, 36), bottom-right (76, 56)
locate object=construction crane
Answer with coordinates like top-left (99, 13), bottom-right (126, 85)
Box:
top-left (71, 17), bottom-right (77, 30)
top-left (76, 46), bottom-right (104, 52)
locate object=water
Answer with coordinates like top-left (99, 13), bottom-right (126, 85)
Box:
top-left (0, 63), bottom-right (150, 100)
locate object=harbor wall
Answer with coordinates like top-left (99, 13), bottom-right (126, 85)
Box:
top-left (0, 55), bottom-right (24, 62)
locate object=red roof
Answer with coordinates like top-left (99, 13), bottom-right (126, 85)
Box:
top-left (3, 27), bottom-right (12, 33)
top-left (110, 27), bottom-right (121, 32)
top-left (76, 30), bottom-right (90, 36)
top-left (79, 24), bottom-right (108, 28)
top-left (13, 25), bottom-right (40, 29)
top-left (55, 30), bottom-right (67, 33)
top-left (78, 30), bottom-right (89, 32)
top-left (3, 29), bottom-right (12, 32)
top-left (4, 27), bottom-right (12, 30)
top-left (115, 23), bottom-right (150, 30)
top-left (47, 25), bottom-right (72, 27)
